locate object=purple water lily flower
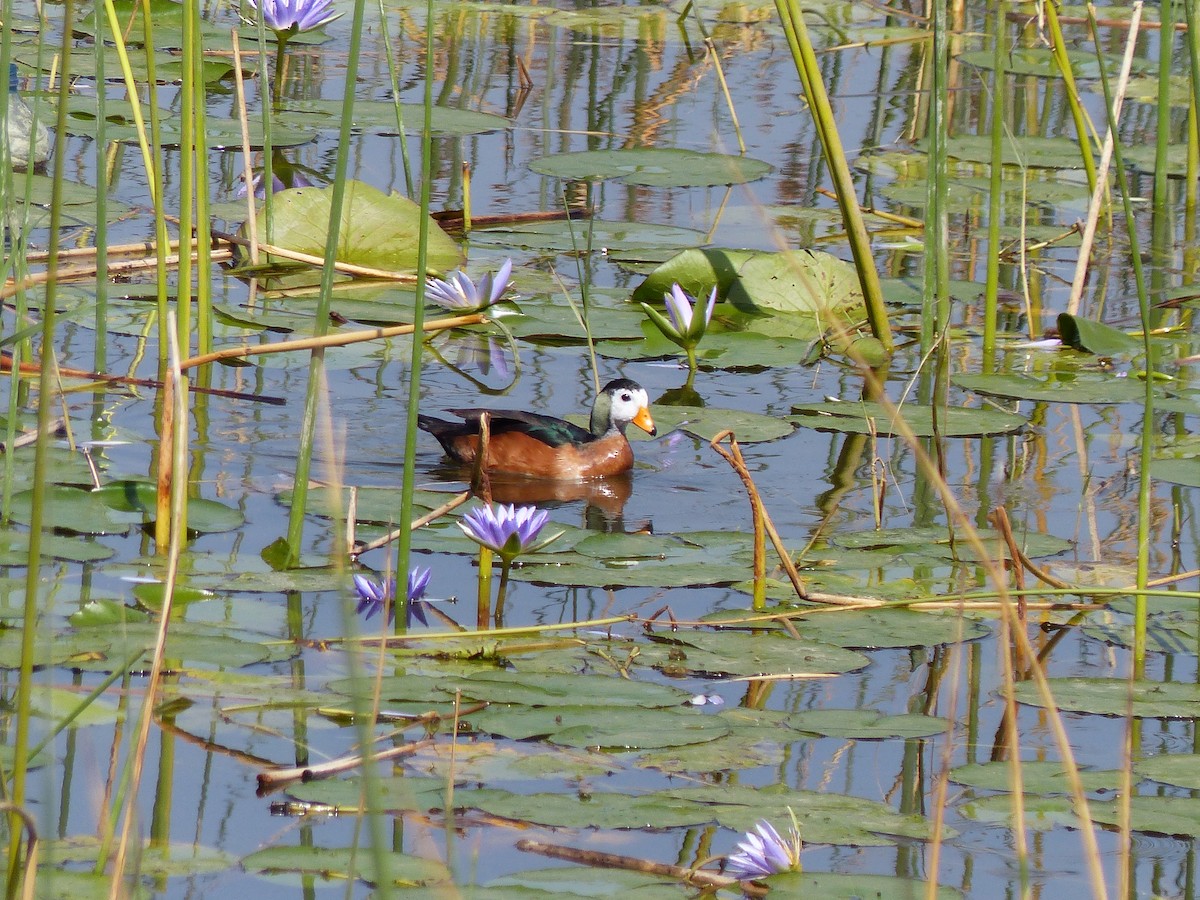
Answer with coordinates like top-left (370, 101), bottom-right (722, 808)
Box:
top-left (426, 258), bottom-right (513, 311)
top-left (353, 566), bottom-right (433, 626)
top-left (640, 283), bottom-right (718, 373)
top-left (458, 503), bottom-right (554, 560)
top-left (664, 283), bottom-right (717, 338)
top-left (725, 819), bottom-right (802, 880)
top-left (250, 0), bottom-right (339, 34)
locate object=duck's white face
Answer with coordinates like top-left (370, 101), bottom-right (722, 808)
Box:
top-left (609, 385), bottom-right (656, 435)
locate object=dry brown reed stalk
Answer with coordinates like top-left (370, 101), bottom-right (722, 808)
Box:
top-left (989, 506), bottom-right (1074, 591)
top-left (711, 429), bottom-right (833, 605)
top-left (230, 29), bottom-right (260, 266)
top-left (0, 243), bottom-right (235, 300)
top-left (0, 352), bottom-right (284, 405)
top-left (178, 312), bottom-right (485, 370)
top-left (257, 739), bottom-right (433, 793)
top-left (1067, 4), bottom-right (1142, 315)
top-left (110, 317), bottom-right (188, 898)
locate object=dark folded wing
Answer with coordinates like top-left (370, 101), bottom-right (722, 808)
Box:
top-left (446, 408), bottom-right (594, 447)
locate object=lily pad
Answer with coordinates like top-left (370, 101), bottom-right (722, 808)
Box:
top-left (955, 372), bottom-right (1151, 404)
top-left (94, 480), bottom-right (245, 533)
top-left (664, 783), bottom-right (949, 845)
top-left (1089, 796), bottom-right (1200, 837)
top-left (1136, 754), bottom-right (1200, 790)
top-left (1148, 457), bottom-right (1200, 487)
top-left (279, 100), bottom-right (510, 136)
top-left (949, 760), bottom-right (1121, 794)
top-left (470, 704), bottom-right (731, 749)
top-left (725, 249), bottom-right (864, 317)
top-left (640, 630), bottom-right (870, 678)
top-left (465, 787), bottom-right (715, 829)
top-left (467, 219), bottom-right (706, 253)
top-left (651, 405), bottom-right (795, 442)
top-left (0, 531), bottom-right (114, 565)
top-left (762, 872), bottom-right (962, 899)
top-left (787, 709), bottom-right (950, 739)
top-left (241, 845), bottom-right (452, 887)
top-left (530, 148), bottom-right (772, 187)
top-left (6, 485), bottom-right (143, 535)
top-left (1056, 313), bottom-right (1142, 356)
top-left (456, 669), bottom-right (690, 708)
top-left (257, 181), bottom-right (462, 275)
top-left (1012, 678), bottom-right (1200, 718)
top-left (790, 400), bottom-right (1027, 437)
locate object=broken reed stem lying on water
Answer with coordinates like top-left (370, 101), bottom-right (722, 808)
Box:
top-left (177, 313), bottom-right (486, 371)
top-left (515, 839), bottom-right (758, 897)
top-left (256, 701), bottom-right (488, 793)
top-left (0, 239), bottom-right (235, 301)
top-left (349, 490), bottom-right (471, 557)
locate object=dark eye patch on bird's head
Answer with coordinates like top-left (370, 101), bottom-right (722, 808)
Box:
top-left (619, 391), bottom-right (632, 402)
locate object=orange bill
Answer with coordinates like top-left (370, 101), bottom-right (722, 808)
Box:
top-left (631, 406), bottom-right (657, 436)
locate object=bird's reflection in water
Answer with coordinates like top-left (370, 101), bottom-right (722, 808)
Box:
top-left (432, 467), bottom-right (646, 534)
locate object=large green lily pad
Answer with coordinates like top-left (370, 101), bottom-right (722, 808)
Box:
top-left (257, 181), bottom-right (462, 275)
top-left (632, 247), bottom-right (864, 320)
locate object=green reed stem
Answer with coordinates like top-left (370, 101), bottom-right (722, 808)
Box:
top-left (1085, 4), bottom-right (1150, 679)
top-left (982, 0), bottom-right (1005, 365)
top-left (8, 5), bottom-right (75, 891)
top-left (1185, 0), bottom-right (1200, 251)
top-left (378, 0), bottom-right (414, 196)
top-left (93, 0), bottom-right (110, 375)
top-left (773, 0), bottom-right (892, 353)
top-left (178, 0), bottom-right (195, 349)
top-left (1044, 1), bottom-right (1098, 193)
top-left (923, 0), bottom-right (949, 359)
top-left (477, 546), bottom-right (494, 627)
top-left (495, 560), bottom-right (512, 625)
top-left (284, 5), bottom-right (368, 564)
top-left (563, 198), bottom-right (600, 393)
top-left (191, 4), bottom-right (213, 358)
top-left (1152, 0), bottom-right (1174, 226)
top-left (392, 0), bottom-right (437, 625)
